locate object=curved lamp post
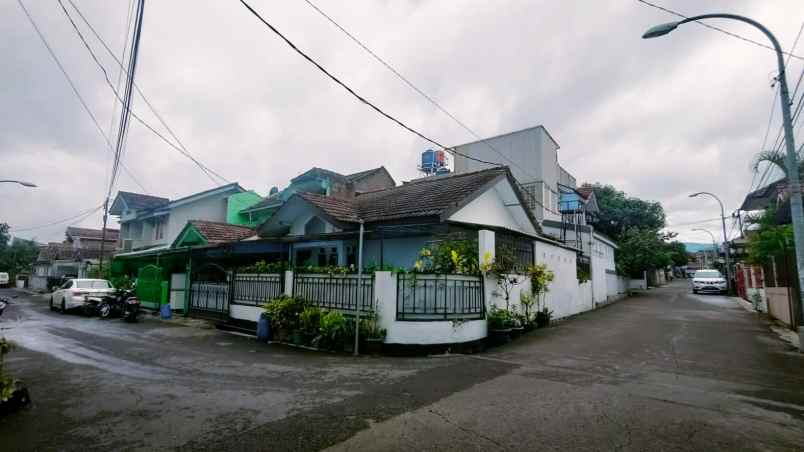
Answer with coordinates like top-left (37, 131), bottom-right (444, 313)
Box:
top-left (692, 228), bottom-right (718, 268)
top-left (689, 192), bottom-right (732, 292)
top-left (643, 14), bottom-right (803, 312)
top-left (0, 180), bottom-right (37, 187)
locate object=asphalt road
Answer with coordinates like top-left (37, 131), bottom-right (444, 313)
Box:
top-left (1, 282), bottom-right (803, 451)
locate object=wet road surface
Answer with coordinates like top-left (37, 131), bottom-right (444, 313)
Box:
top-left (1, 282), bottom-right (804, 451)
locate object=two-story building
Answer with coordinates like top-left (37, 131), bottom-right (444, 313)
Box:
top-left (451, 125), bottom-right (619, 305)
top-left (29, 227), bottom-right (119, 291)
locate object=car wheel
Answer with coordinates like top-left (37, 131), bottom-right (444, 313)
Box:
top-left (49, 296), bottom-right (55, 311)
top-left (692, 289), bottom-right (698, 294)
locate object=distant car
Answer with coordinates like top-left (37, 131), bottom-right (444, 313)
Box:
top-left (50, 279), bottom-right (115, 313)
top-left (691, 270), bottom-right (727, 295)
top-left (0, 272), bottom-right (8, 288)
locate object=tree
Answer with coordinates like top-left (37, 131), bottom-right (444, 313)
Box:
top-left (745, 206), bottom-right (793, 265)
top-left (590, 184), bottom-right (666, 241)
top-left (664, 240), bottom-right (689, 267)
top-left (615, 228), bottom-right (673, 278)
top-left (0, 223), bottom-right (40, 281)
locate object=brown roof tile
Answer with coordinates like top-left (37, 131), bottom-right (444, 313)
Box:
top-left (66, 227), bottom-right (119, 240)
top-left (189, 220), bottom-right (256, 244)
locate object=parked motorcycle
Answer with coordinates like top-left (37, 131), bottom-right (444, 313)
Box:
top-left (0, 296), bottom-right (8, 317)
top-left (85, 289), bottom-right (140, 322)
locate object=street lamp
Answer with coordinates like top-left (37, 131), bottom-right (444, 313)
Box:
top-left (643, 13), bottom-right (804, 319)
top-left (689, 192), bottom-right (732, 292)
top-left (0, 180), bottom-right (37, 187)
top-left (692, 228), bottom-right (718, 268)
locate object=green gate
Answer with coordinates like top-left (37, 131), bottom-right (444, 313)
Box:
top-left (137, 264), bottom-right (166, 310)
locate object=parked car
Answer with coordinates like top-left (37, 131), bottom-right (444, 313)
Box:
top-left (50, 279), bottom-right (115, 313)
top-left (0, 272), bottom-right (9, 288)
top-left (691, 269), bottom-right (727, 295)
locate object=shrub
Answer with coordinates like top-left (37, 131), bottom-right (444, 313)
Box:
top-left (414, 239), bottom-right (479, 274)
top-left (487, 307), bottom-right (514, 330)
top-left (361, 312), bottom-right (387, 340)
top-left (299, 306), bottom-right (322, 335)
top-left (262, 295), bottom-right (307, 332)
top-left (0, 338), bottom-right (17, 403)
top-left (319, 311), bottom-right (347, 349)
top-left (244, 260), bottom-right (288, 274)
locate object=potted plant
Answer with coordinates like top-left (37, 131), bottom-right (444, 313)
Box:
top-left (299, 306), bottom-right (322, 345)
top-left (487, 306), bottom-right (513, 346)
top-left (262, 295), bottom-right (306, 343)
top-left (535, 307), bottom-right (553, 328)
top-left (319, 311), bottom-right (347, 351)
top-left (519, 292), bottom-right (536, 332)
top-left (509, 310), bottom-right (525, 339)
top-left (0, 338), bottom-right (30, 415)
top-left (361, 312), bottom-right (386, 354)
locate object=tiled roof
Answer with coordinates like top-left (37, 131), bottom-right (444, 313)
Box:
top-left (576, 184), bottom-right (594, 200)
top-left (295, 167), bottom-right (512, 224)
top-left (66, 227), bottom-right (119, 241)
top-left (345, 167), bottom-right (385, 182)
top-left (740, 178), bottom-right (787, 211)
top-left (189, 220), bottom-right (256, 244)
top-left (118, 191), bottom-right (169, 210)
top-left (37, 243), bottom-right (76, 262)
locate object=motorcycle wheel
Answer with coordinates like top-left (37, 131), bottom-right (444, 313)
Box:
top-left (98, 303), bottom-right (112, 319)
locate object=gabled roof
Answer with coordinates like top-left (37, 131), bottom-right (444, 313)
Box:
top-left (259, 167), bottom-right (540, 235)
top-left (110, 192), bottom-right (169, 215)
top-left (740, 178), bottom-right (788, 211)
top-left (172, 220), bottom-right (255, 248)
top-left (36, 243), bottom-right (76, 262)
top-left (576, 185), bottom-right (594, 200)
top-left (345, 166), bottom-right (393, 183)
top-left (66, 227), bottom-right (119, 241)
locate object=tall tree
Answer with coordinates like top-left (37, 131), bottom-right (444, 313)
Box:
top-left (590, 184), bottom-right (665, 241)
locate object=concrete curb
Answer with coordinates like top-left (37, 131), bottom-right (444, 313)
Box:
top-left (732, 295), bottom-right (801, 350)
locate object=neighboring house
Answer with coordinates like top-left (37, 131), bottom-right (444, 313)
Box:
top-left (29, 227), bottom-right (119, 291)
top-left (239, 167), bottom-right (395, 227)
top-left (257, 166), bottom-right (541, 269)
top-left (172, 220), bottom-right (256, 248)
top-left (452, 126), bottom-right (619, 304)
top-left (110, 183), bottom-right (247, 252)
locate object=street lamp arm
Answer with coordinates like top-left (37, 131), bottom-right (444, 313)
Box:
top-left (677, 14), bottom-right (784, 66)
top-left (690, 191), bottom-right (725, 217)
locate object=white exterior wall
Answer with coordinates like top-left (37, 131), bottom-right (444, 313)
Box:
top-left (591, 233), bottom-right (617, 304)
top-left (375, 272), bottom-right (487, 345)
top-left (533, 241), bottom-right (592, 319)
top-left (230, 304), bottom-right (264, 323)
top-left (452, 126), bottom-right (561, 223)
top-left (165, 194), bottom-right (230, 244)
top-left (448, 179), bottom-right (539, 236)
top-left (288, 212), bottom-right (339, 236)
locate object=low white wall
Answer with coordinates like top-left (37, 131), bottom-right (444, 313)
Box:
top-left (376, 272), bottom-right (487, 345)
top-left (533, 241), bottom-right (592, 319)
top-left (746, 287), bottom-right (767, 312)
top-left (230, 304), bottom-right (263, 323)
top-left (629, 277), bottom-right (647, 290)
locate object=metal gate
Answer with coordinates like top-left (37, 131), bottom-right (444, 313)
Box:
top-left (189, 263), bottom-right (230, 318)
top-left (137, 264), bottom-right (164, 310)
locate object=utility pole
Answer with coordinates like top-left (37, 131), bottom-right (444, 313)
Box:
top-left (690, 193), bottom-right (732, 292)
top-left (643, 13), bottom-right (804, 341)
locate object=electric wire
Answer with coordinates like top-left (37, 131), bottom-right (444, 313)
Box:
top-left (301, 0), bottom-right (553, 213)
top-left (238, 0), bottom-right (502, 169)
top-left (60, 0), bottom-right (229, 186)
top-left (16, 0), bottom-right (148, 193)
top-left (10, 204), bottom-right (104, 233)
top-left (635, 0), bottom-right (804, 61)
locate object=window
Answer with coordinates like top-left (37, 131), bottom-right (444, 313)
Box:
top-left (60, 280), bottom-right (73, 289)
top-left (155, 217), bottom-right (166, 240)
top-left (75, 280), bottom-right (112, 289)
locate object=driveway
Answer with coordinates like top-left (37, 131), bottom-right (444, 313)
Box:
top-left (1, 282), bottom-right (804, 451)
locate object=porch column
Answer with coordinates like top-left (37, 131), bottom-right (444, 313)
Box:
top-left (479, 230), bottom-right (497, 309)
top-left (284, 271), bottom-right (294, 296)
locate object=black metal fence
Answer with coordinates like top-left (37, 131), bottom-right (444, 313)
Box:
top-left (495, 233), bottom-right (534, 273)
top-left (231, 273), bottom-right (284, 306)
top-left (189, 282), bottom-right (230, 315)
top-left (293, 273), bottom-right (374, 313)
top-left (396, 273), bottom-right (485, 321)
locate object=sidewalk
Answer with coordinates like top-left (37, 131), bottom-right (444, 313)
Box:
top-left (732, 294), bottom-right (800, 350)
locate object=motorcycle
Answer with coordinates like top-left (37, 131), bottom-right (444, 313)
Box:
top-left (0, 296), bottom-right (8, 317)
top-left (85, 289), bottom-right (140, 322)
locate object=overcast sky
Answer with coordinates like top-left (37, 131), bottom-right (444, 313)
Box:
top-left (1, 0), bottom-right (802, 245)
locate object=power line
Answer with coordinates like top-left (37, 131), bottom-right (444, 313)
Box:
top-left (10, 204), bottom-right (104, 233)
top-left (301, 0), bottom-right (552, 213)
top-left (59, 0), bottom-right (229, 186)
top-left (635, 0), bottom-right (804, 61)
top-left (16, 0), bottom-right (148, 193)
top-left (238, 0), bottom-right (502, 169)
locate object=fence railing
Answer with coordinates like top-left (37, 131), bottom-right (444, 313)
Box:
top-left (189, 282), bottom-right (229, 313)
top-left (231, 273), bottom-right (284, 306)
top-left (396, 273), bottom-right (485, 321)
top-left (293, 273), bottom-right (374, 313)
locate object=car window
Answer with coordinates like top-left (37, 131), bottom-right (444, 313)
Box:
top-left (695, 271), bottom-right (722, 278)
top-left (60, 280), bottom-right (73, 289)
top-left (75, 280), bottom-right (111, 289)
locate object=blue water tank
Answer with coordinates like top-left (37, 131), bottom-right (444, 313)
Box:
top-left (421, 149), bottom-right (435, 171)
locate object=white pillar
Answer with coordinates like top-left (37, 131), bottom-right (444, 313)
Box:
top-left (284, 270), bottom-right (294, 296)
top-left (478, 230), bottom-right (498, 309)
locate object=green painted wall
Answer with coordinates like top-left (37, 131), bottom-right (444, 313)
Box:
top-left (227, 191), bottom-right (263, 226)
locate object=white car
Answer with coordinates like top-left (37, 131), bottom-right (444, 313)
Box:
top-left (691, 270), bottom-right (727, 295)
top-left (50, 279), bottom-right (115, 313)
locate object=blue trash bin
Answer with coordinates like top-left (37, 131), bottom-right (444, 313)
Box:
top-left (160, 303), bottom-right (172, 320)
top-left (257, 313), bottom-right (271, 343)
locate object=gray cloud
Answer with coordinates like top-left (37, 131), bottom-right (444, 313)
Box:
top-left (1, 0), bottom-right (802, 245)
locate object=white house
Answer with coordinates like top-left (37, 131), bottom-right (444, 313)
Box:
top-left (110, 183), bottom-right (247, 253)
